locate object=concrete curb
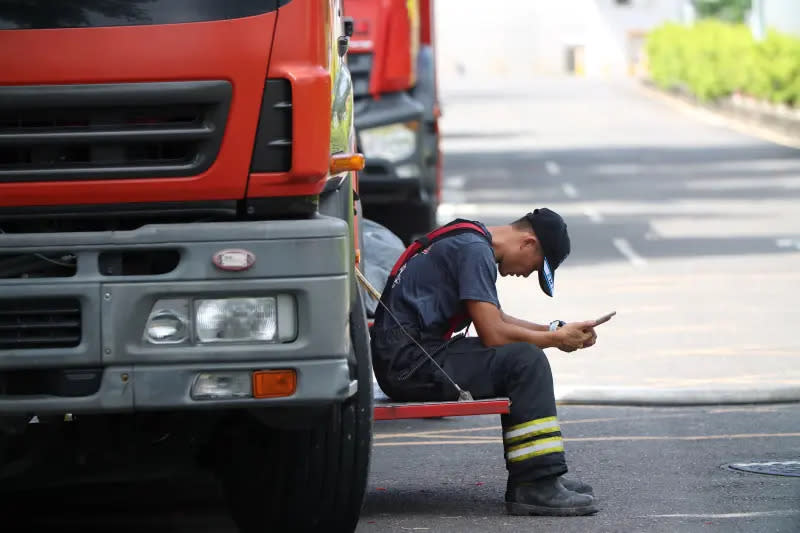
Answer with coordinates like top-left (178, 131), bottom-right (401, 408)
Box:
top-left (554, 385), bottom-right (800, 406)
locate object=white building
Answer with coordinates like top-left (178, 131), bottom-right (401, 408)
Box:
top-left (750, 0), bottom-right (800, 38)
top-left (435, 0), bottom-right (687, 79)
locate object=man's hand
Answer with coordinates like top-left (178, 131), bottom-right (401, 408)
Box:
top-left (554, 321), bottom-right (595, 352)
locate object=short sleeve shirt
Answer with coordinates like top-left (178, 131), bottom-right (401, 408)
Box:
top-left (374, 223), bottom-right (500, 338)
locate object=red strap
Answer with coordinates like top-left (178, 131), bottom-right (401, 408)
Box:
top-left (381, 220), bottom-right (489, 337)
top-left (389, 242), bottom-right (423, 276)
top-left (388, 222), bottom-right (488, 277)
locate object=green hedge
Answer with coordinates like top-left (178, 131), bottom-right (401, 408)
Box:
top-left (646, 21), bottom-right (800, 106)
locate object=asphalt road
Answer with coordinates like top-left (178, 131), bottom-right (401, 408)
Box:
top-left (359, 403), bottom-right (800, 532)
top-left (436, 76), bottom-right (800, 267)
top-left (6, 404), bottom-right (799, 532)
top-left (435, 75), bottom-right (800, 397)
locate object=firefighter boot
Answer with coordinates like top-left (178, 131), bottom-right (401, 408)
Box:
top-left (506, 476), bottom-right (594, 499)
top-left (505, 476), bottom-right (598, 516)
top-left (559, 477), bottom-right (594, 496)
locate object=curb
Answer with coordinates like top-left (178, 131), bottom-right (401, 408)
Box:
top-left (554, 385), bottom-right (800, 406)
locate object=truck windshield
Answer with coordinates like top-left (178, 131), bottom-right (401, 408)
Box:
top-left (0, 0), bottom-right (286, 30)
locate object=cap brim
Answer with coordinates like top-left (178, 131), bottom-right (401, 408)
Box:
top-left (538, 256), bottom-right (555, 297)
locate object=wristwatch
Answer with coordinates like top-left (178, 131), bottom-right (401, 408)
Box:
top-left (549, 320), bottom-right (566, 332)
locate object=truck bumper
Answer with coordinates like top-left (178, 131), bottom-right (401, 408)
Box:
top-left (355, 92), bottom-right (432, 205)
top-left (0, 216), bottom-right (356, 414)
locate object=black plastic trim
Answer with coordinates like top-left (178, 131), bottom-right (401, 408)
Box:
top-left (250, 79), bottom-right (292, 173)
top-left (0, 81), bottom-right (231, 182)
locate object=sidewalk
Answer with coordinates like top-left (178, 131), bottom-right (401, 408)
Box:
top-left (496, 252), bottom-right (800, 405)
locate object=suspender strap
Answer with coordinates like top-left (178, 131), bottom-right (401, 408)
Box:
top-left (376, 219), bottom-right (491, 338)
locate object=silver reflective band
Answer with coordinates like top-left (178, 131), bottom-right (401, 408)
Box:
top-left (506, 437), bottom-right (564, 461)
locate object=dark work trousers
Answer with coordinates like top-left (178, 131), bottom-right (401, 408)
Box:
top-left (371, 329), bottom-right (568, 482)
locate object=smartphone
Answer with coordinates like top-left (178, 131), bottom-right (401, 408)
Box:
top-left (593, 311), bottom-right (616, 326)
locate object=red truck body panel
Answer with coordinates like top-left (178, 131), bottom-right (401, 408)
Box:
top-left (0, 0), bottom-right (339, 208)
top-left (345, 0), bottom-right (418, 96)
top-left (0, 14), bottom-right (275, 207)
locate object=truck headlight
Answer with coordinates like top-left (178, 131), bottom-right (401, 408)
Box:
top-left (195, 296), bottom-right (296, 343)
top-left (360, 121), bottom-right (418, 163)
top-left (144, 299), bottom-right (190, 344)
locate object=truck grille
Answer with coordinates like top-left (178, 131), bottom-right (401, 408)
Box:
top-left (348, 53), bottom-right (373, 98)
top-left (0, 298), bottom-right (82, 349)
top-left (0, 81), bottom-right (231, 183)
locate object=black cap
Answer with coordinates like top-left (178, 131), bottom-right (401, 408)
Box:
top-left (525, 208), bottom-right (570, 297)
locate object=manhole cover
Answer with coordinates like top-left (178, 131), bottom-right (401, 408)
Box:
top-left (725, 461), bottom-right (800, 477)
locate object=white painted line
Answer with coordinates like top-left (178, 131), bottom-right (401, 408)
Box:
top-left (776, 238), bottom-right (794, 248)
top-left (583, 207), bottom-right (604, 223)
top-left (442, 188), bottom-right (466, 205)
top-left (612, 238), bottom-right (647, 268)
top-left (545, 161), bottom-right (561, 175)
top-left (562, 183), bottom-right (578, 198)
top-left (444, 175), bottom-right (466, 189)
top-left (646, 511), bottom-right (800, 519)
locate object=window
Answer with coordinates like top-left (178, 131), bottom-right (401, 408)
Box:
top-left (0, 0), bottom-right (288, 30)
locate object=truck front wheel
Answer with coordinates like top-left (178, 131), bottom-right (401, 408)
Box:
top-left (218, 292), bottom-right (373, 533)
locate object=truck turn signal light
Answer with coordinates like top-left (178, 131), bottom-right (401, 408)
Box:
top-left (253, 370), bottom-right (297, 399)
top-left (330, 153), bottom-right (365, 174)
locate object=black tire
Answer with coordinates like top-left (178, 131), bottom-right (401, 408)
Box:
top-left (219, 289), bottom-right (373, 533)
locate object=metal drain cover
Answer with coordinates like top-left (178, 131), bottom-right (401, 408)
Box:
top-left (726, 461), bottom-right (800, 477)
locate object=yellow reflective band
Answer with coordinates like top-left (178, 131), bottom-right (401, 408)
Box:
top-left (504, 424), bottom-right (561, 445)
top-left (504, 416), bottom-right (559, 442)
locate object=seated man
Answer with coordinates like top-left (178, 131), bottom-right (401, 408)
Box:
top-left (370, 208), bottom-right (600, 516)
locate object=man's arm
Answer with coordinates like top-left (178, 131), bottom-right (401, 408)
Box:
top-left (500, 310), bottom-right (549, 332)
top-left (467, 300), bottom-right (593, 351)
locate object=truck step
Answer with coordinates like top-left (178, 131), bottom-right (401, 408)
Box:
top-left (372, 380), bottom-right (510, 420)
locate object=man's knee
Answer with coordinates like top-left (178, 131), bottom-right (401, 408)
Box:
top-left (501, 342), bottom-right (551, 374)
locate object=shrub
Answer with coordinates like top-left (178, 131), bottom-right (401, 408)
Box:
top-left (646, 21), bottom-right (800, 106)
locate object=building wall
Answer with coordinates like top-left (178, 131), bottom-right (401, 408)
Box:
top-left (434, 0), bottom-right (683, 80)
top-left (762, 0), bottom-right (800, 36)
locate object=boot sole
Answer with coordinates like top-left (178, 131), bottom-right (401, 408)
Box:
top-left (505, 501), bottom-right (599, 517)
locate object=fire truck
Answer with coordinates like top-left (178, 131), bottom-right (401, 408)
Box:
top-left (344, 0), bottom-right (442, 244)
top-left (0, 1), bottom-right (372, 531)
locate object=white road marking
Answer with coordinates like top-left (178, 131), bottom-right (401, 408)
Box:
top-left (775, 238), bottom-right (800, 250)
top-left (646, 511), bottom-right (800, 519)
top-left (612, 238), bottom-right (647, 268)
top-left (583, 207), bottom-right (604, 223)
top-left (434, 198), bottom-right (800, 220)
top-left (562, 183), bottom-right (578, 198)
top-left (545, 160), bottom-right (561, 175)
top-left (444, 175), bottom-right (466, 189)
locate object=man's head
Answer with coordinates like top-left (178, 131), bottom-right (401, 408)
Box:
top-left (496, 208), bottom-right (571, 297)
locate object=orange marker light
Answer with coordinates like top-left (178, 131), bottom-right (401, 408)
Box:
top-left (253, 370), bottom-right (297, 399)
top-left (330, 153), bottom-right (365, 174)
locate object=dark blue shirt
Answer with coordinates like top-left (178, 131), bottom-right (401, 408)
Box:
top-left (374, 223), bottom-right (500, 339)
